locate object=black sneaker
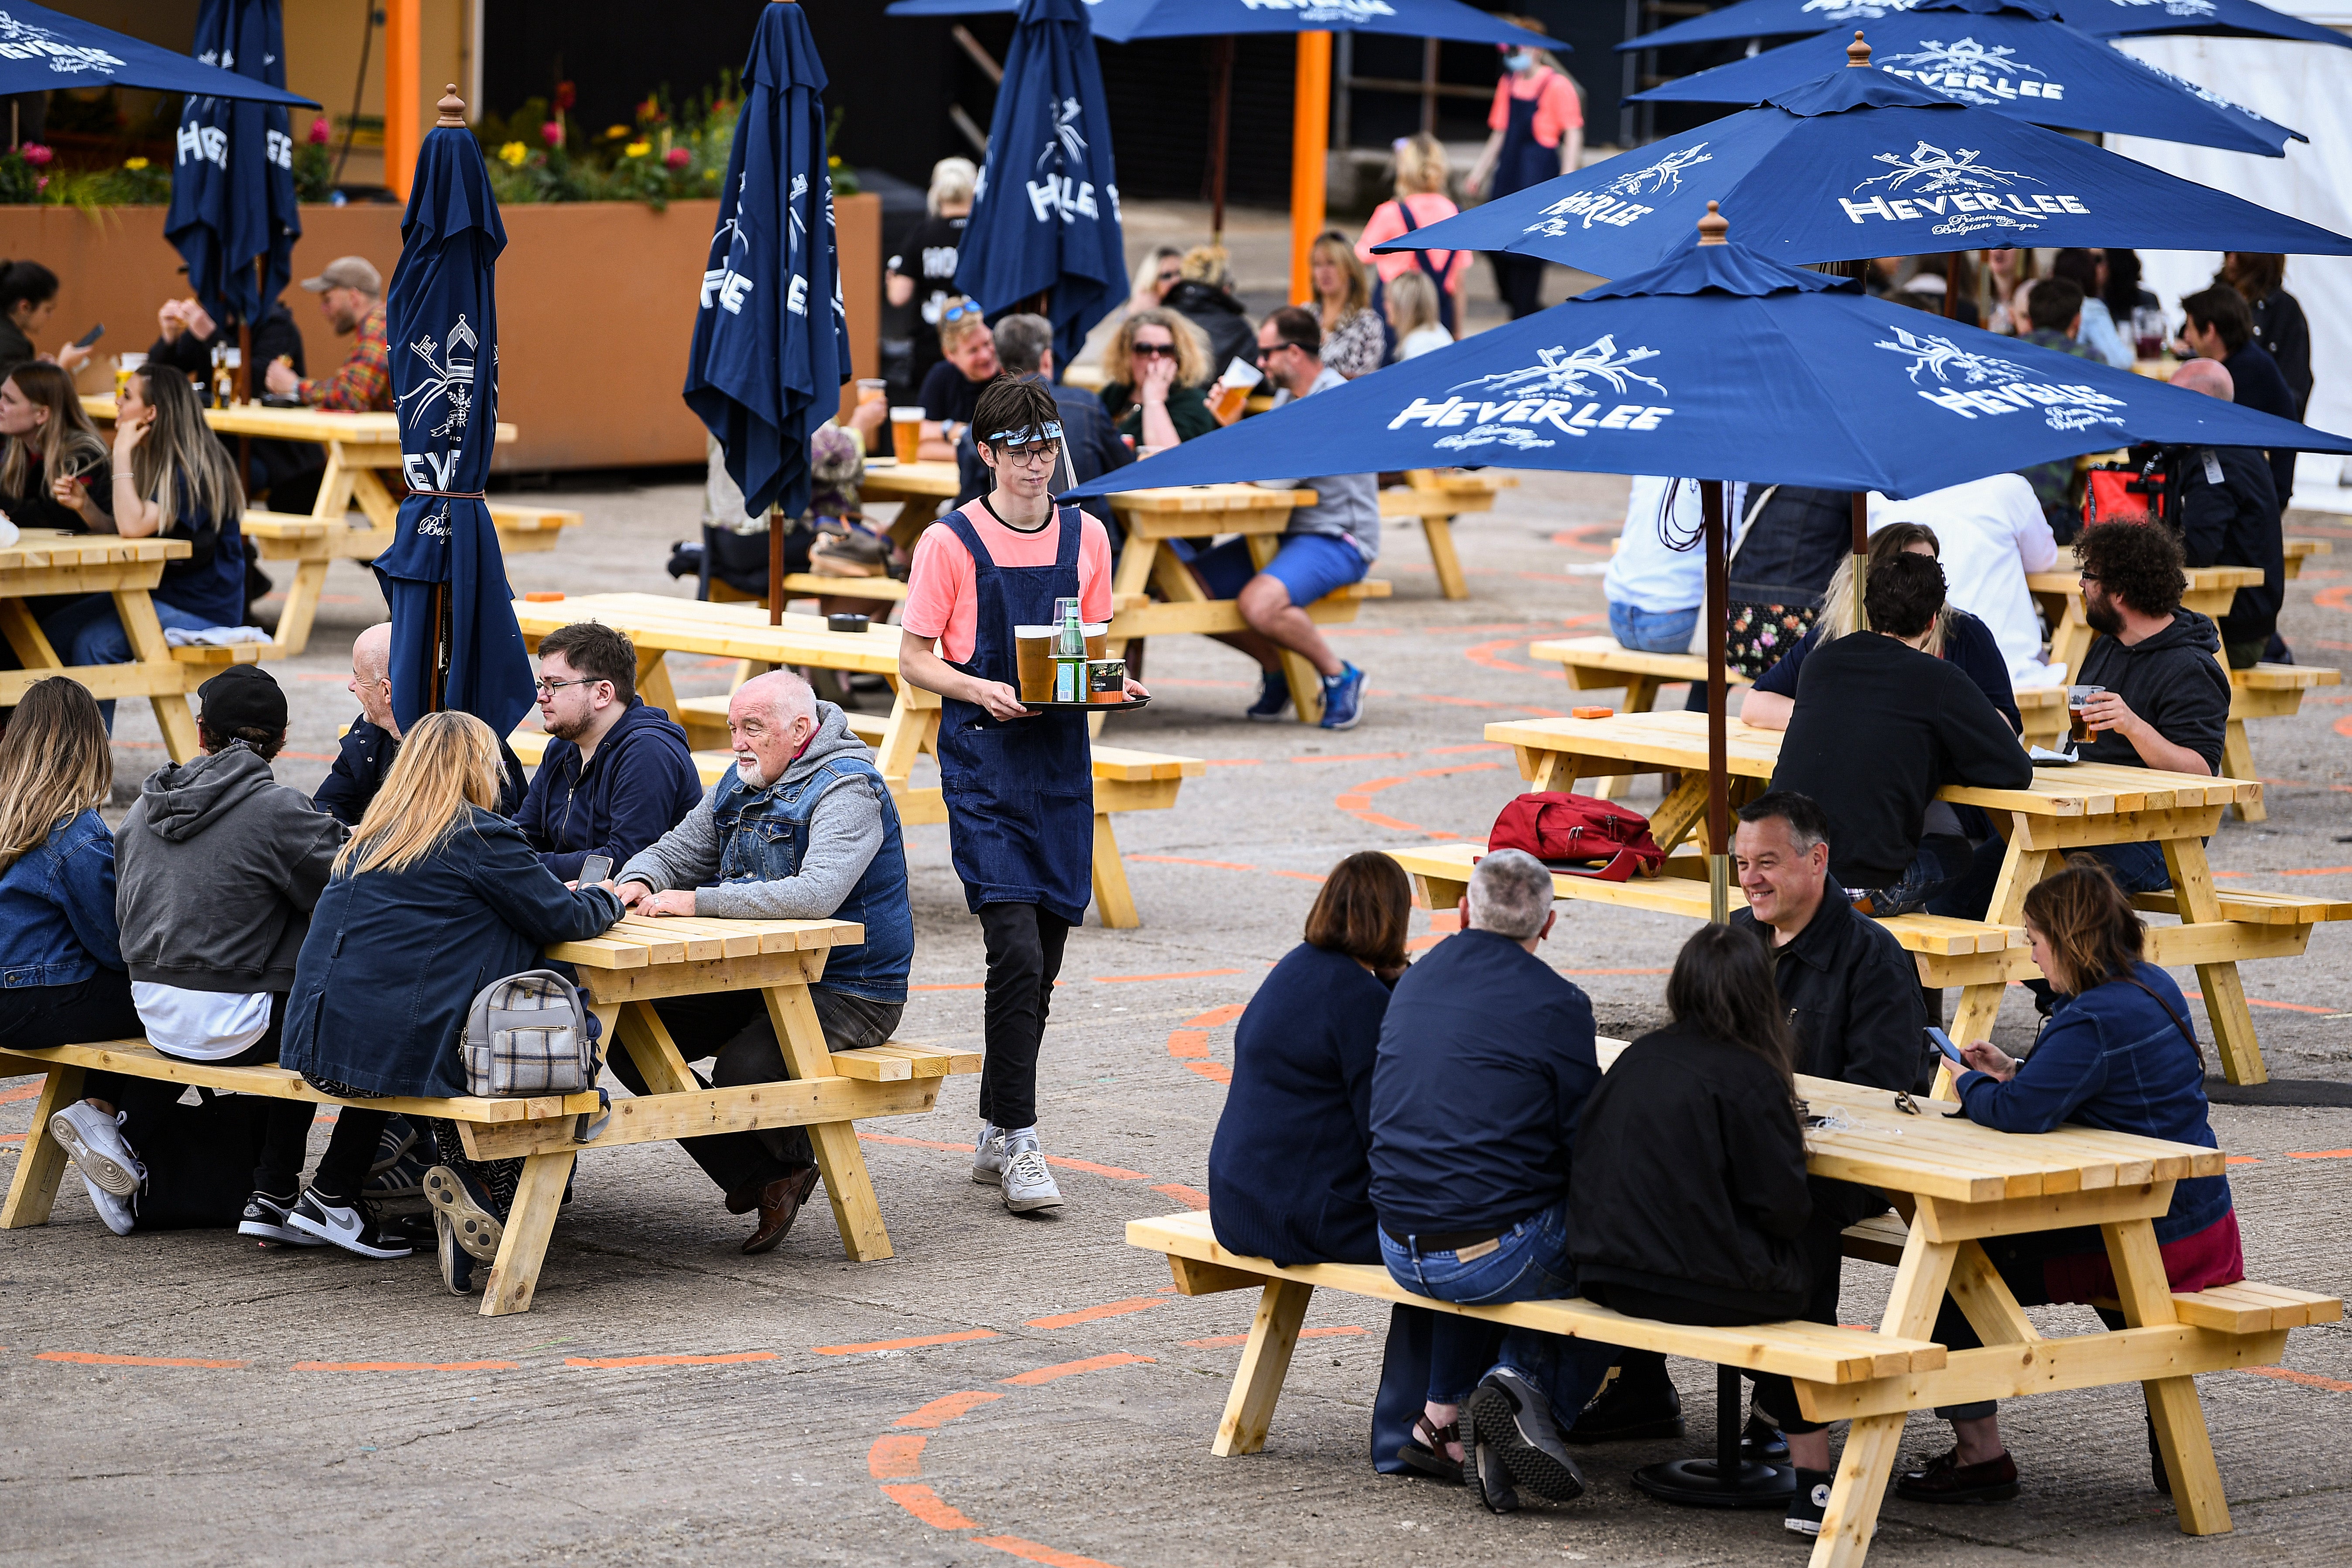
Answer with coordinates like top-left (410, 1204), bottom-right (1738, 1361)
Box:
top-left (1461, 1401), bottom-right (1519, 1515)
top-left (1566, 1360), bottom-right (1685, 1444)
top-left (436, 1212), bottom-right (476, 1296)
top-left (1742, 1412), bottom-right (1790, 1463)
top-left (286, 1190), bottom-right (415, 1259)
top-left (1244, 668), bottom-right (1290, 721)
top-left (237, 1191), bottom-right (327, 1248)
top-left (423, 1166), bottom-right (506, 1262)
top-left (1468, 1368), bottom-right (1586, 1503)
top-left (1786, 1467), bottom-right (1831, 1537)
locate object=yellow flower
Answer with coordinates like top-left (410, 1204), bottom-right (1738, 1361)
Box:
top-left (605, 124), bottom-right (628, 140)
top-left (123, 156), bottom-right (149, 170)
top-left (624, 140), bottom-right (651, 158)
top-left (497, 141), bottom-right (527, 167)
top-left (703, 168), bottom-right (718, 180)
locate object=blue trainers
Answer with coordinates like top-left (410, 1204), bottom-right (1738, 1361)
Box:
top-left (1244, 668), bottom-right (1290, 721)
top-left (1318, 663), bottom-right (1366, 730)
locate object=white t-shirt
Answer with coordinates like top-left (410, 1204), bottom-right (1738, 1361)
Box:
top-left (1396, 324), bottom-right (1452, 361)
top-left (1603, 476), bottom-right (1747, 615)
top-left (131, 982), bottom-right (272, 1061)
top-left (1866, 474), bottom-right (2061, 684)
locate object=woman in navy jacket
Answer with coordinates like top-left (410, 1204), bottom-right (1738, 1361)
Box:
top-left (1903, 859), bottom-right (2241, 1506)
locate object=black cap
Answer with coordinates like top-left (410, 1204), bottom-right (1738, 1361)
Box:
top-left (197, 665), bottom-right (287, 737)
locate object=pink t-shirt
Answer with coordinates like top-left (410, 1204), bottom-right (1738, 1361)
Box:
top-left (1488, 68), bottom-right (1582, 148)
top-left (901, 504), bottom-right (1115, 665)
top-left (1357, 193), bottom-right (1472, 291)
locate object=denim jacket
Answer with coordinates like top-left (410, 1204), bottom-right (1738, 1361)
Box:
top-left (0, 810), bottom-right (125, 989)
top-left (710, 755), bottom-right (912, 1003)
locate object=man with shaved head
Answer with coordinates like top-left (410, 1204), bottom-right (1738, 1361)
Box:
top-left (2163, 358), bottom-right (2282, 669)
top-left (611, 669), bottom-right (913, 1255)
top-left (313, 623), bottom-right (401, 826)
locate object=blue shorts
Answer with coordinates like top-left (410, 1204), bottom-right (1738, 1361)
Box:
top-left (1187, 531), bottom-right (1369, 606)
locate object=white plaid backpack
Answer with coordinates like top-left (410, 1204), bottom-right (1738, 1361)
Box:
top-left (462, 969), bottom-right (603, 1097)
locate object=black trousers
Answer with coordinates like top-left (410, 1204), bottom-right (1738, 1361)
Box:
top-left (1, 970), bottom-right (144, 1049)
top-left (977, 900), bottom-right (1072, 1133)
top-left (1491, 254), bottom-right (1547, 320)
top-left (606, 984), bottom-right (904, 1199)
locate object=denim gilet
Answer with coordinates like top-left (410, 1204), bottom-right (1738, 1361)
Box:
top-left (710, 756), bottom-right (912, 1003)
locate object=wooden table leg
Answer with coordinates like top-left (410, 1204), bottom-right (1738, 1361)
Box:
top-left (313, 443), bottom-right (358, 522)
top-left (2219, 719), bottom-right (2262, 823)
top-left (2102, 1218), bottom-right (2232, 1535)
top-left (271, 557), bottom-right (332, 658)
top-left (1529, 750), bottom-right (1583, 794)
top-left (1646, 771), bottom-right (1713, 859)
top-left (762, 984), bottom-right (893, 1261)
top-left (1589, 674), bottom-right (1663, 801)
top-left (1213, 1279), bottom-right (1314, 1457)
top-left (1422, 513), bottom-right (1467, 600)
top-left (347, 466), bottom-right (402, 532)
top-left (0, 1062), bottom-right (84, 1228)
top-left (2160, 837), bottom-right (2265, 1085)
top-left (634, 645), bottom-right (682, 721)
top-left (871, 682), bottom-right (937, 789)
top-left (2047, 605), bottom-right (2094, 688)
top-left (477, 1149), bottom-right (576, 1317)
top-left (616, 1002), bottom-right (701, 1095)
top-left (1810, 1224), bottom-right (1960, 1568)
top-left (112, 589), bottom-right (200, 761)
top-left (1090, 812), bottom-right (1138, 930)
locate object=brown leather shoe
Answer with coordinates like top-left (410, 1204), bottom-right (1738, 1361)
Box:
top-left (740, 1165), bottom-right (821, 1255)
top-left (1894, 1448), bottom-right (2019, 1503)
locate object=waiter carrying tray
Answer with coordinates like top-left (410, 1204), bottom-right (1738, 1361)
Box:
top-left (900, 376), bottom-right (1148, 1214)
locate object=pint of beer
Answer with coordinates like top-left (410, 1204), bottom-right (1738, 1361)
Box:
top-left (1210, 357), bottom-right (1264, 426)
top-left (891, 405), bottom-right (926, 463)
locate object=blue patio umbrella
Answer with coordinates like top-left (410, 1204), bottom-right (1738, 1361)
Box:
top-left (885, 0), bottom-right (1546, 46)
top-left (165, 0), bottom-right (302, 363)
top-left (374, 89), bottom-right (532, 740)
top-left (0, 0), bottom-right (318, 100)
top-left (953, 0), bottom-right (1126, 370)
top-left (682, 0), bottom-right (850, 619)
top-left (1371, 62), bottom-right (2352, 278)
top-left (1620, 0), bottom-right (2350, 54)
top-left (1631, 1), bottom-right (2304, 156)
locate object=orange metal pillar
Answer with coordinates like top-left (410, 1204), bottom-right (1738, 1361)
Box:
top-left (384, 0), bottom-right (421, 200)
top-left (1289, 31), bottom-right (1331, 306)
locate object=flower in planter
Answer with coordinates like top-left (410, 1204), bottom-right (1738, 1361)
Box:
top-left (499, 141), bottom-right (528, 167)
top-left (624, 140), bottom-right (650, 158)
top-left (703, 168), bottom-right (718, 181)
top-left (554, 81), bottom-right (576, 111)
top-left (541, 120), bottom-right (562, 147)
top-left (664, 147), bottom-right (690, 170)
top-left (123, 156), bottom-right (148, 171)
top-left (604, 124), bottom-right (627, 140)
top-left (21, 144), bottom-right (51, 167)
top-left (309, 116), bottom-right (332, 144)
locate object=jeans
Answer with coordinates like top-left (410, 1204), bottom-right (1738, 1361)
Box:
top-left (1851, 834), bottom-right (1972, 916)
top-left (977, 901), bottom-right (1072, 1133)
top-left (38, 593), bottom-right (223, 729)
top-left (1379, 1197), bottom-right (1617, 1420)
top-left (1608, 600), bottom-right (1699, 655)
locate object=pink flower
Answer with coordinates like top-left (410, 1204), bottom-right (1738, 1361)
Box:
top-left (541, 120), bottom-right (562, 146)
top-left (21, 143), bottom-right (52, 166)
top-left (664, 147), bottom-right (690, 170)
top-left (34, 175), bottom-right (46, 191)
top-left (308, 116), bottom-right (332, 144)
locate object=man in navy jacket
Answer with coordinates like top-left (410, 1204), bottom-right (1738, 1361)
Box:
top-left (516, 622), bottom-right (703, 881)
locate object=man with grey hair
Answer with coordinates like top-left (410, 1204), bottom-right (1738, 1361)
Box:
top-left (952, 310), bottom-right (1130, 540)
top-left (608, 670), bottom-right (913, 1256)
top-left (1367, 849), bottom-right (1612, 1512)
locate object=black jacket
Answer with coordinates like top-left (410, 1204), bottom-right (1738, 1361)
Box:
top-left (513, 697), bottom-right (704, 883)
top-left (1162, 279), bottom-right (1258, 377)
top-left (1569, 1026), bottom-right (1814, 1318)
top-left (1770, 632), bottom-right (2034, 889)
top-left (2076, 608), bottom-right (2231, 772)
top-left (1730, 486), bottom-right (1852, 607)
top-left (2248, 287), bottom-right (2311, 417)
top-left (2221, 341), bottom-right (2298, 514)
top-left (2174, 444), bottom-right (2282, 647)
top-left (313, 715), bottom-right (398, 827)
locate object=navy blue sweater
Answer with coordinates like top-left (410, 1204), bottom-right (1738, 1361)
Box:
top-left (1369, 928), bottom-right (1600, 1235)
top-left (514, 698), bottom-right (703, 883)
top-left (1957, 961), bottom-right (2232, 1245)
top-left (1208, 943), bottom-right (1393, 1267)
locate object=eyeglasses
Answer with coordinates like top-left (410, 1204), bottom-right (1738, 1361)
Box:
top-left (2077, 571), bottom-right (2102, 584)
top-left (999, 442), bottom-right (1063, 469)
top-left (535, 676), bottom-right (604, 695)
top-left (1155, 269), bottom-right (1182, 285)
top-left (1893, 1091), bottom-right (1922, 1117)
top-left (941, 300), bottom-right (983, 323)
top-left (1130, 341), bottom-right (1176, 359)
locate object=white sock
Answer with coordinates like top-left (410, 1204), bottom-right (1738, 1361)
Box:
top-left (1003, 1125), bottom-right (1039, 1149)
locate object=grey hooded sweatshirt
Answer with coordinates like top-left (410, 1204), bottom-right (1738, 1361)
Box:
top-left (115, 745), bottom-right (346, 994)
top-left (617, 701), bottom-right (885, 920)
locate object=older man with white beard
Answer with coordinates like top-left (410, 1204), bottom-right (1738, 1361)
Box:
top-left (609, 670), bottom-right (914, 1255)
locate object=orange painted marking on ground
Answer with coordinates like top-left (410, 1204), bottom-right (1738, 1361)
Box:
top-left (1336, 760), bottom-right (1503, 837)
top-left (2225, 1155), bottom-right (2262, 1166)
top-left (1152, 1182), bottom-right (1210, 1209)
top-left (2285, 1149), bottom-right (2352, 1160)
top-left (37, 1352), bottom-right (246, 1368)
top-left (814, 1328), bottom-right (998, 1356)
top-left (1126, 853), bottom-right (1258, 872)
top-left (1089, 968), bottom-right (1243, 984)
top-left (1187, 1003), bottom-right (1247, 1028)
top-left (1268, 869), bottom-right (1329, 883)
top-left (2241, 1364), bottom-right (2352, 1393)
top-left (1182, 1062), bottom-right (1232, 1084)
top-left (861, 1132), bottom-right (973, 1153)
top-left (564, 1351), bottom-right (777, 1368)
top-left (895, 1390), bottom-right (1005, 1428)
top-left (1166, 1030), bottom-right (1209, 1059)
top-left (294, 1359), bottom-right (519, 1372)
top-left (975, 1536), bottom-right (1125, 1568)
top-left (1042, 1155), bottom-right (1153, 1179)
top-left (1463, 636), bottom-right (1534, 673)
top-left (999, 1353), bottom-right (1155, 1387)
top-left (0, 1081), bottom-right (46, 1106)
top-left (1025, 1297), bottom-right (1172, 1330)
top-left (2183, 989), bottom-right (2333, 1015)
top-left (1429, 742), bottom-right (1509, 755)
top-left (2315, 584), bottom-right (2352, 613)
top-left (884, 1483), bottom-right (983, 1529)
top-left (1202, 757), bottom-right (1264, 766)
top-left (1289, 751), bottom-right (1409, 765)
top-left (867, 1432), bottom-right (926, 1478)
top-left (1183, 1325), bottom-right (1366, 1349)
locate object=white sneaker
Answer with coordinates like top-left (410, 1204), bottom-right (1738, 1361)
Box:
top-left (971, 1125), bottom-right (1006, 1185)
top-left (51, 1102), bottom-right (141, 1197)
top-left (998, 1135), bottom-right (1064, 1213)
top-left (83, 1176), bottom-right (134, 1236)
top-left (286, 1190), bottom-right (415, 1259)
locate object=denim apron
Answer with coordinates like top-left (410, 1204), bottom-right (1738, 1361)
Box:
top-left (936, 505), bottom-right (1094, 925)
top-left (1491, 73), bottom-right (1560, 199)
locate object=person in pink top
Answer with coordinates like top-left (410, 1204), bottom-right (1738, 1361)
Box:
top-left (1356, 134), bottom-right (1471, 338)
top-left (1466, 36), bottom-right (1584, 320)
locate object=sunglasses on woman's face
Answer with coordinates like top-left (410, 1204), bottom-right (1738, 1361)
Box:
top-left (1131, 341), bottom-right (1176, 359)
top-left (1156, 269), bottom-right (1182, 286)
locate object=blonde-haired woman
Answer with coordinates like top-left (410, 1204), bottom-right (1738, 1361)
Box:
top-left (888, 155), bottom-right (979, 391)
top-left (1385, 271), bottom-right (1451, 361)
top-left (0, 360), bottom-right (112, 533)
top-left (1128, 243), bottom-right (1186, 316)
top-left (1306, 231), bottom-right (1386, 379)
top-left (282, 710), bottom-right (621, 1291)
top-left (1357, 134), bottom-right (1469, 338)
top-left (39, 364), bottom-right (248, 724)
top-left (1100, 306), bottom-right (1216, 449)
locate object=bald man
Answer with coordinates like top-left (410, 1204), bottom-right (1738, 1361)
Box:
top-left (2165, 357), bottom-right (2283, 668)
top-left (611, 671), bottom-right (914, 1255)
top-left (314, 623), bottom-right (401, 826)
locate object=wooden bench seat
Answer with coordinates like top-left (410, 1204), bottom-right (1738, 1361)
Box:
top-left (1376, 471), bottom-right (1514, 600)
top-left (2132, 887), bottom-right (2352, 926)
top-left (166, 641), bottom-right (267, 667)
top-left (485, 502), bottom-right (585, 554)
top-left (2222, 663), bottom-right (2341, 822)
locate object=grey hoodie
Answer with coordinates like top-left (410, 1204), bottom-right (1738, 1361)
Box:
top-left (115, 745), bottom-right (346, 993)
top-left (617, 701), bottom-right (885, 920)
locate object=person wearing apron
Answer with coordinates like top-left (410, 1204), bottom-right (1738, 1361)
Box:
top-left (1469, 46), bottom-right (1584, 320)
top-left (899, 377), bottom-right (1145, 1213)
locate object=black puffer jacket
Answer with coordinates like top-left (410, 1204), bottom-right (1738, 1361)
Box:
top-left (1570, 1026), bottom-right (1814, 1317)
top-left (1162, 279), bottom-right (1258, 377)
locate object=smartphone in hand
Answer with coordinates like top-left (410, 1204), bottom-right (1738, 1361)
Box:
top-left (580, 854), bottom-right (613, 887)
top-left (1926, 1025), bottom-right (1966, 1067)
top-left (72, 323), bottom-right (105, 349)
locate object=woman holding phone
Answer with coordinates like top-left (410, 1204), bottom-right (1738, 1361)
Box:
top-left (0, 260), bottom-right (94, 384)
top-left (0, 360), bottom-right (111, 533)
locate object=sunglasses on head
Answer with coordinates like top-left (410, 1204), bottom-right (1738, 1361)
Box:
top-left (941, 300), bottom-right (983, 323)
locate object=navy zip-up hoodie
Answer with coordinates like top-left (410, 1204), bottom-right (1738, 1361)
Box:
top-left (514, 697), bottom-right (704, 882)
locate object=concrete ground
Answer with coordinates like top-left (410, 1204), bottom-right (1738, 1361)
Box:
top-left (5, 467), bottom-right (2349, 1567)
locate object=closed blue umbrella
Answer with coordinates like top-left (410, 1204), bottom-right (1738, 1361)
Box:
top-left (165, 0), bottom-right (302, 349)
top-left (374, 88), bottom-right (532, 739)
top-left (1631, 1), bottom-right (2304, 156)
top-left (1622, 0), bottom-right (2351, 53)
top-left (1373, 61), bottom-right (2352, 278)
top-left (0, 0), bottom-right (318, 100)
top-left (682, 0), bottom-right (850, 621)
top-left (885, 0), bottom-right (1545, 45)
top-left (953, 0), bottom-right (1126, 370)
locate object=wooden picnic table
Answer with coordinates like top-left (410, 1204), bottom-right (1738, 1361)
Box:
top-left (80, 395), bottom-right (575, 658)
top-left (1378, 469), bottom-right (1515, 600)
top-left (2282, 536), bottom-right (2329, 579)
top-left (1484, 707), bottom-right (2286, 1083)
top-left (0, 528), bottom-right (262, 759)
top-left (856, 459), bottom-right (964, 552)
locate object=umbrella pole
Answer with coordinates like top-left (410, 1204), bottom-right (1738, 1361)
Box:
top-left (1701, 478), bottom-right (1731, 926)
top-left (428, 580), bottom-right (448, 713)
top-left (768, 508), bottom-right (785, 626)
top-left (1849, 491), bottom-right (1869, 634)
top-left (1209, 37), bottom-right (1233, 246)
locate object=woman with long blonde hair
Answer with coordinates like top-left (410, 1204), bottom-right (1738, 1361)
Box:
top-left (1305, 230), bottom-right (1385, 379)
top-left (0, 360), bottom-right (111, 533)
top-left (1357, 133), bottom-right (1468, 337)
top-left (1099, 306), bottom-right (1216, 449)
top-left (282, 710), bottom-right (621, 1293)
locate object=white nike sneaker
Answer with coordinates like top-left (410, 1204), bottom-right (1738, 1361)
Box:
top-left (83, 1176), bottom-right (134, 1236)
top-left (286, 1190), bottom-right (415, 1259)
top-left (998, 1134), bottom-right (1064, 1214)
top-left (51, 1101), bottom-right (141, 1197)
top-left (971, 1124), bottom-right (1006, 1185)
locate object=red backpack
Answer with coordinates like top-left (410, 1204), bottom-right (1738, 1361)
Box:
top-left (1486, 792), bottom-right (1665, 882)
